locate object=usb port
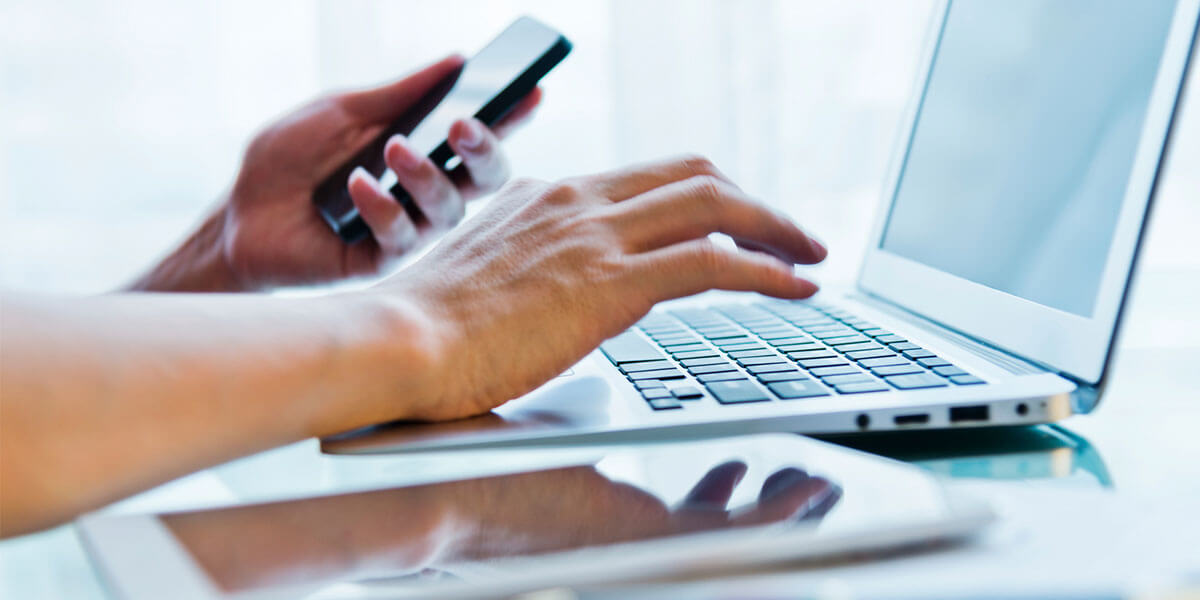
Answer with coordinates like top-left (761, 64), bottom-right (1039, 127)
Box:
top-left (949, 405), bottom-right (990, 423)
top-left (893, 413), bottom-right (930, 426)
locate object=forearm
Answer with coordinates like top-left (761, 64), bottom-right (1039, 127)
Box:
top-left (0, 291), bottom-right (437, 536)
top-left (126, 203), bottom-right (244, 293)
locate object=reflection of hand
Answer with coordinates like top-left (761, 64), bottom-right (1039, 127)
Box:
top-left (163, 461), bottom-right (839, 592)
top-left (371, 156), bottom-right (826, 423)
top-left (129, 55), bottom-right (540, 292)
top-left (446, 461), bottom-right (841, 562)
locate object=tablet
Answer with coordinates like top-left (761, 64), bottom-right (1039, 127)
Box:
top-left (77, 434), bottom-right (992, 599)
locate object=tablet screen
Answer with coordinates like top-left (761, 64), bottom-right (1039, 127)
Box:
top-left (134, 436), bottom-right (968, 598)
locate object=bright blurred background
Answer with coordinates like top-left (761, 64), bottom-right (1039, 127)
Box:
top-left (2, 0), bottom-right (1197, 297)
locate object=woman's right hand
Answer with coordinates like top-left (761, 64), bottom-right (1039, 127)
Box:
top-left (370, 155), bottom-right (827, 423)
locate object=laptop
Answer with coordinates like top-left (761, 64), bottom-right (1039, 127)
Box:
top-left (323, 0), bottom-right (1199, 455)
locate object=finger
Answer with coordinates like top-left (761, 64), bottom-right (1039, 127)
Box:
top-left (757, 468), bottom-right (810, 503)
top-left (632, 239), bottom-right (819, 303)
top-left (491, 87), bottom-right (543, 139)
top-left (586, 154), bottom-right (737, 202)
top-left (447, 118), bottom-right (511, 198)
top-left (608, 176), bottom-right (827, 265)
top-left (384, 135), bottom-right (465, 230)
top-left (340, 54), bottom-right (465, 122)
top-left (681, 461), bottom-right (748, 508)
top-left (347, 167), bottom-right (417, 255)
top-left (733, 472), bottom-right (839, 527)
top-left (797, 481), bottom-right (842, 521)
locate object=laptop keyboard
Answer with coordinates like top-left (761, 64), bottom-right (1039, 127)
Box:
top-left (600, 302), bottom-right (986, 411)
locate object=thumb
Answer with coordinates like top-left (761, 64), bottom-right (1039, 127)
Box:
top-left (339, 54), bottom-right (465, 122)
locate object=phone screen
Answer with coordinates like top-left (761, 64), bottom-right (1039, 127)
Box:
top-left (314, 17), bottom-right (570, 241)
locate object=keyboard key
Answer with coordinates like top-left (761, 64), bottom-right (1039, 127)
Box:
top-left (712, 337), bottom-right (755, 347)
top-left (788, 349), bottom-right (838, 361)
top-left (870, 364), bottom-right (925, 377)
top-left (647, 398), bottom-right (683, 410)
top-left (809, 365), bottom-right (861, 377)
top-left (887, 342), bottom-right (921, 351)
top-left (766, 337), bottom-right (811, 347)
top-left (620, 360), bottom-right (675, 373)
top-left (658, 337), bottom-right (703, 347)
top-left (641, 388), bottom-right (673, 399)
top-left (809, 328), bottom-right (860, 339)
top-left (756, 370), bottom-right (809, 382)
top-left (833, 381), bottom-right (890, 394)
top-left (846, 349), bottom-right (896, 361)
top-left (720, 343), bottom-right (763, 352)
top-left (885, 373), bottom-right (948, 389)
top-left (758, 330), bottom-right (804, 340)
top-left (728, 349), bottom-right (774, 359)
top-left (843, 320), bottom-right (875, 330)
top-left (634, 380), bottom-right (666, 390)
top-left (629, 368), bottom-right (686, 381)
top-left (824, 335), bottom-right (871, 346)
top-left (917, 357), bottom-right (951, 368)
top-left (835, 342), bottom-right (885, 353)
top-left (640, 325), bottom-right (684, 335)
top-left (823, 373), bottom-right (877, 386)
top-left (666, 343), bottom-right (710, 354)
top-left (679, 356), bottom-right (728, 367)
top-left (672, 386), bottom-right (704, 399)
top-left (767, 380), bottom-right (830, 399)
top-left (688, 364), bottom-right (739, 375)
top-left (673, 350), bottom-right (720, 360)
top-left (700, 329), bottom-right (744, 340)
top-left (797, 357), bottom-right (850, 369)
top-left (876, 334), bottom-right (906, 344)
top-left (951, 375), bottom-right (985, 385)
top-left (858, 356), bottom-right (909, 368)
top-left (600, 332), bottom-right (665, 364)
top-left (697, 372), bottom-right (746, 383)
top-left (932, 366), bottom-right (968, 377)
top-left (737, 356), bottom-right (787, 366)
top-left (706, 380), bottom-right (770, 404)
top-left (746, 362), bottom-right (795, 374)
top-left (861, 328), bottom-right (891, 337)
top-left (776, 342), bottom-right (824, 352)
top-left (902, 349), bottom-right (936, 359)
top-left (646, 329), bottom-right (690, 338)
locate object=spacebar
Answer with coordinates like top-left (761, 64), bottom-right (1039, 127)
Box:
top-left (600, 332), bottom-right (667, 364)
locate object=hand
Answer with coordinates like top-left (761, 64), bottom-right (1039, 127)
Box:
top-left (129, 55), bottom-right (540, 292)
top-left (375, 155), bottom-right (827, 422)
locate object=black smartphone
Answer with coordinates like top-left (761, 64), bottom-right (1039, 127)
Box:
top-left (313, 16), bottom-right (572, 243)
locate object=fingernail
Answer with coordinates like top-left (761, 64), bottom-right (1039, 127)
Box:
top-left (458, 119), bottom-right (484, 151)
top-left (388, 135), bottom-right (422, 171)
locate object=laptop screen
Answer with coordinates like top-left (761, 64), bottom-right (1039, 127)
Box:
top-left (879, 0), bottom-right (1178, 317)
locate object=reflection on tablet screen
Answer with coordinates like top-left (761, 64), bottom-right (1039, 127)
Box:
top-left (155, 437), bottom-right (961, 596)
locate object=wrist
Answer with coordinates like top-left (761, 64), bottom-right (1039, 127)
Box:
top-left (300, 290), bottom-right (452, 436)
top-left (126, 203), bottom-right (244, 293)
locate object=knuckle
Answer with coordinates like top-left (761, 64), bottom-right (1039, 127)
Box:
top-left (678, 153), bottom-right (718, 177)
top-left (690, 175), bottom-right (730, 213)
top-left (693, 242), bottom-right (726, 277)
top-left (541, 178), bottom-right (589, 205)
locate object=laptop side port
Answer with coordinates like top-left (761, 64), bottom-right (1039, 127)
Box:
top-left (893, 413), bottom-right (930, 426)
top-left (949, 405), bottom-right (990, 423)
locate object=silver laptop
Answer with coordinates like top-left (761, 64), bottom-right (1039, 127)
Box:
top-left (324, 0), bottom-right (1199, 455)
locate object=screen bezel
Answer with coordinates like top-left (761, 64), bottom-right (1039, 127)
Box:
top-left (857, 0), bottom-right (1200, 384)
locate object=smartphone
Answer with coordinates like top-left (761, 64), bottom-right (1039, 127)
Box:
top-left (313, 16), bottom-right (572, 243)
